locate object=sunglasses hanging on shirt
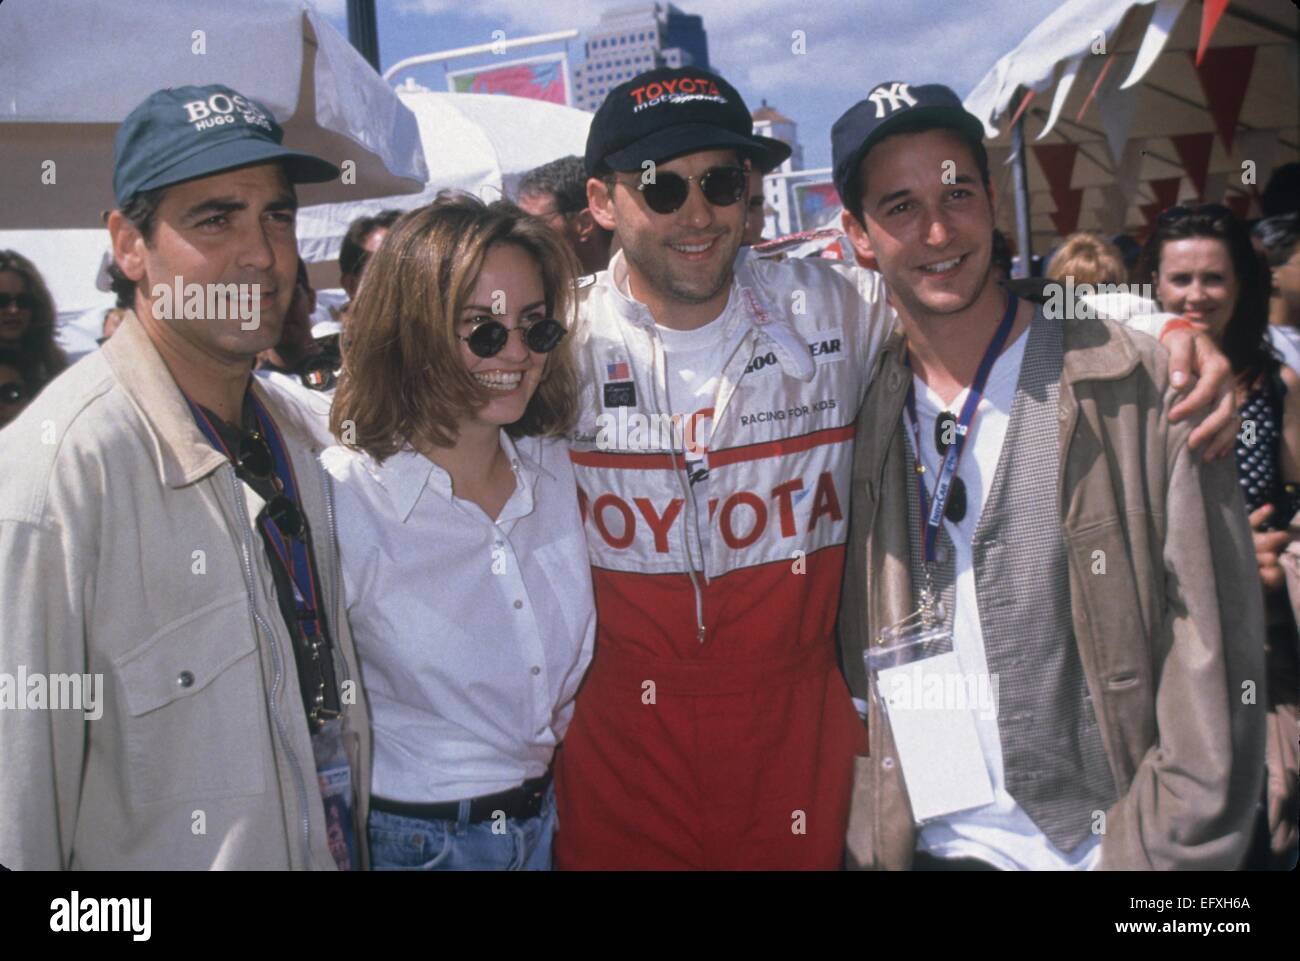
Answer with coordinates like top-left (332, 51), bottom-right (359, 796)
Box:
top-left (235, 429), bottom-right (306, 540)
top-left (933, 410), bottom-right (968, 523)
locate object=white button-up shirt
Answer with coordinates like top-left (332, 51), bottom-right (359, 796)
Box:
top-left (321, 432), bottom-right (595, 802)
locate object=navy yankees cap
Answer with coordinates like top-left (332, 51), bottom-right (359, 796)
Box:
top-left (832, 81), bottom-right (985, 211)
top-left (113, 84), bottom-right (339, 206)
top-left (585, 67), bottom-right (791, 176)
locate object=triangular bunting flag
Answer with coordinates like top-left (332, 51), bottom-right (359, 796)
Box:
top-left (1032, 142), bottom-right (1080, 201)
top-left (1195, 0), bottom-right (1231, 67)
top-left (1225, 192), bottom-right (1252, 219)
top-left (1050, 188), bottom-right (1084, 236)
top-left (1191, 46), bottom-right (1256, 152)
top-left (1149, 176), bottom-right (1182, 210)
top-left (1097, 53), bottom-right (1142, 164)
top-left (1170, 132), bottom-right (1215, 198)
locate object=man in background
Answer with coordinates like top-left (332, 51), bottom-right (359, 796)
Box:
top-left (517, 155), bottom-right (614, 275)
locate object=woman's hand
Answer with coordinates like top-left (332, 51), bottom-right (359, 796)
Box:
top-left (1249, 504), bottom-right (1292, 592)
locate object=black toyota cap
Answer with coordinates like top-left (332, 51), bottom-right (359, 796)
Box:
top-left (585, 67), bottom-right (792, 177)
top-left (832, 81), bottom-right (986, 214)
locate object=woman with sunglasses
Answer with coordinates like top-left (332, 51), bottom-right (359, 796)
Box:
top-left (0, 251), bottom-right (67, 396)
top-left (1141, 204), bottom-right (1300, 870)
top-left (0, 349), bottom-right (33, 430)
top-left (322, 194), bottom-right (594, 871)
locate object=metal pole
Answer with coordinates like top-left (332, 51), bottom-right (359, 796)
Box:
top-left (347, 0), bottom-right (381, 73)
top-left (1010, 106), bottom-right (1034, 278)
top-left (383, 30), bottom-right (580, 83)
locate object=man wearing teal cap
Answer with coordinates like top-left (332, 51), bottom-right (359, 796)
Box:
top-left (0, 84), bottom-right (371, 870)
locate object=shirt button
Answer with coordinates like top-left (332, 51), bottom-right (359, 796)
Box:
top-left (531, 666), bottom-right (541, 676)
top-left (513, 599), bottom-right (523, 609)
top-left (177, 670), bottom-right (195, 688)
top-left (881, 757), bottom-right (896, 770)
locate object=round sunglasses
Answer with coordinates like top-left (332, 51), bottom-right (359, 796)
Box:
top-left (458, 317), bottom-right (566, 359)
top-left (634, 165), bottom-right (748, 215)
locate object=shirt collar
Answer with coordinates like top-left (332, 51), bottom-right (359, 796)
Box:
top-left (376, 431), bottom-right (549, 523)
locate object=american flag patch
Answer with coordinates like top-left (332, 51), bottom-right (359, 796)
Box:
top-left (606, 361), bottom-right (631, 381)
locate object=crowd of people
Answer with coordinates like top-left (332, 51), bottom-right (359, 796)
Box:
top-left (0, 65), bottom-right (1296, 872)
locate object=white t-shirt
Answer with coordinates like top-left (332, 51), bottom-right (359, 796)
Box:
top-left (906, 325), bottom-right (1102, 871)
top-left (656, 315), bottom-right (730, 556)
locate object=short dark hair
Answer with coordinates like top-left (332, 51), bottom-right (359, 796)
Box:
top-left (844, 124), bottom-right (990, 227)
top-left (119, 185), bottom-right (169, 243)
top-left (1253, 213), bottom-right (1300, 268)
top-left (105, 260), bottom-right (135, 309)
top-left (518, 155), bottom-right (590, 215)
top-left (339, 209), bottom-right (402, 281)
top-left (1261, 162), bottom-right (1300, 218)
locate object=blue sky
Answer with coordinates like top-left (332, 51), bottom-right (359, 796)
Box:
top-left (308, 0), bottom-right (1065, 170)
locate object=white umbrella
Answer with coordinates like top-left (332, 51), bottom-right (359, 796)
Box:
top-left (963, 0), bottom-right (1299, 256)
top-left (0, 0), bottom-right (428, 229)
top-left (295, 84), bottom-right (593, 269)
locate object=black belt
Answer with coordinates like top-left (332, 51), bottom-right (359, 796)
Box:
top-left (911, 850), bottom-right (1002, 871)
top-left (371, 771), bottom-right (552, 824)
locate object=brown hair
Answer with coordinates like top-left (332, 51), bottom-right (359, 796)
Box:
top-left (1045, 232), bottom-right (1126, 286)
top-left (330, 193), bottom-right (580, 462)
top-left (0, 250), bottom-right (68, 391)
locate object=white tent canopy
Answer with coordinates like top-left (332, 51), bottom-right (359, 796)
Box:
top-left (295, 85), bottom-right (594, 271)
top-left (963, 0), bottom-right (1299, 256)
top-left (0, 0), bottom-right (428, 228)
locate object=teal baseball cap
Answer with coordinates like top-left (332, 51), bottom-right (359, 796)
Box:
top-left (112, 84), bottom-right (339, 206)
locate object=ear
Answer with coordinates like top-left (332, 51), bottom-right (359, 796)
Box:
top-left (571, 207), bottom-right (598, 244)
top-left (841, 208), bottom-right (879, 271)
top-left (587, 176), bottom-right (617, 232)
top-left (107, 210), bottom-right (148, 284)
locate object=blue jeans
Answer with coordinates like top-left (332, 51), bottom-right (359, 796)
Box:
top-left (368, 784), bottom-right (556, 870)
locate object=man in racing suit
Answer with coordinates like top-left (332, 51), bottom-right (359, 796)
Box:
top-left (554, 67), bottom-right (1235, 870)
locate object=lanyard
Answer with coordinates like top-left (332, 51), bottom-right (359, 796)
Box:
top-left (903, 293), bottom-right (1019, 565)
top-left (183, 388), bottom-right (325, 641)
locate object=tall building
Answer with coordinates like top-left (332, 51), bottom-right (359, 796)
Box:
top-left (572, 3), bottom-right (710, 112)
top-left (752, 101), bottom-right (818, 237)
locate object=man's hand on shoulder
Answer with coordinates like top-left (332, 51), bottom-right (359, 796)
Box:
top-left (1159, 317), bottom-right (1237, 461)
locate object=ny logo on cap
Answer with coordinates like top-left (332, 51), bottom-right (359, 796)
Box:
top-left (868, 82), bottom-right (917, 118)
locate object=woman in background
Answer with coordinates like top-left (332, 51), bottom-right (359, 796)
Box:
top-left (1142, 204), bottom-right (1299, 870)
top-left (0, 250), bottom-right (67, 393)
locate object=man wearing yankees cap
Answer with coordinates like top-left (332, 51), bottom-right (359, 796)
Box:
top-left (0, 84), bottom-right (370, 870)
top-left (554, 69), bottom-right (1234, 869)
top-left (833, 81), bottom-right (1262, 870)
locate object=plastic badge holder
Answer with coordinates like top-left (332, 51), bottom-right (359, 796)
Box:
top-left (864, 612), bottom-right (995, 822)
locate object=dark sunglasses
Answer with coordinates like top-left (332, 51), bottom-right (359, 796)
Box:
top-left (459, 317), bottom-right (566, 359)
top-left (634, 165), bottom-right (748, 215)
top-left (0, 382), bottom-right (26, 404)
top-left (0, 293), bottom-right (35, 311)
top-left (1156, 203), bottom-right (1234, 226)
top-left (236, 429), bottom-right (305, 540)
top-left (933, 410), bottom-right (967, 524)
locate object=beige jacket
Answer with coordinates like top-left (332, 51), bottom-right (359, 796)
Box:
top-left (838, 317), bottom-right (1267, 870)
top-left (0, 312), bottom-right (370, 870)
